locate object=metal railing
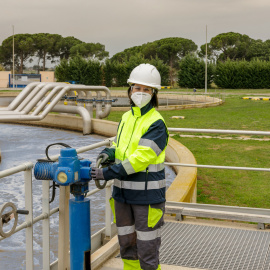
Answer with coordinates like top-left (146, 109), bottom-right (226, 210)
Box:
top-left (1, 127), bottom-right (270, 269)
top-left (165, 127), bottom-right (270, 229)
top-left (0, 139), bottom-right (112, 270)
top-left (166, 127), bottom-right (270, 171)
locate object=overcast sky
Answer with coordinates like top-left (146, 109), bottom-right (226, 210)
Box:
top-left (1, 0), bottom-right (270, 57)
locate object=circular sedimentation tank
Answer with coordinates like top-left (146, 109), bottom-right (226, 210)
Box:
top-left (0, 123), bottom-right (176, 269)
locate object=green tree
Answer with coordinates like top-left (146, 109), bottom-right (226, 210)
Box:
top-left (58, 36), bottom-right (82, 60)
top-left (178, 54), bottom-right (214, 89)
top-left (0, 34), bottom-right (35, 73)
top-left (202, 32), bottom-right (254, 62)
top-left (33, 33), bottom-right (62, 72)
top-left (104, 53), bottom-right (169, 87)
top-left (70, 42), bottom-right (109, 60)
top-left (110, 37), bottom-right (197, 86)
top-left (249, 39), bottom-right (270, 61)
top-left (55, 55), bottom-right (102, 85)
top-left (214, 59), bottom-right (270, 89)
top-left (154, 37), bottom-right (197, 85)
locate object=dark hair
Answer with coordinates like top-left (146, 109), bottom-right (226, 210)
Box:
top-left (127, 86), bottom-right (159, 108)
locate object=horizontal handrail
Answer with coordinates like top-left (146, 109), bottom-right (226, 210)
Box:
top-left (168, 127), bottom-right (270, 136)
top-left (165, 201), bottom-right (270, 229)
top-left (166, 201), bottom-right (270, 216)
top-left (0, 162), bottom-right (33, 178)
top-left (165, 162), bottom-right (270, 172)
top-left (0, 207), bottom-right (59, 241)
top-left (86, 180), bottom-right (114, 197)
top-left (48, 139), bottom-right (112, 162)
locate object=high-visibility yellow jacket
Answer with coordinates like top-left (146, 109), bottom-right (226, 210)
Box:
top-left (103, 103), bottom-right (168, 204)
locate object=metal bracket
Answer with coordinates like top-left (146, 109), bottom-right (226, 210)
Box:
top-left (257, 223), bottom-right (265, 230)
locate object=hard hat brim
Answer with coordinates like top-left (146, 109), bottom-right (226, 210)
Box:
top-left (127, 79), bottom-right (161, 90)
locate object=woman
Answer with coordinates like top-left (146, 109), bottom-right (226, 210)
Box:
top-left (92, 63), bottom-right (168, 270)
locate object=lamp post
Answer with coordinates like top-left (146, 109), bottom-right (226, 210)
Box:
top-left (205, 25), bottom-right (207, 94)
top-left (12, 25), bottom-right (15, 89)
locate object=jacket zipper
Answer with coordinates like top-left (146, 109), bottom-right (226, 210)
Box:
top-left (144, 167), bottom-right (149, 195)
top-left (117, 123), bottom-right (125, 147)
top-left (123, 118), bottom-right (138, 158)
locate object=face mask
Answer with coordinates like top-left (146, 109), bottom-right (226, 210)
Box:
top-left (131, 92), bottom-right (152, 108)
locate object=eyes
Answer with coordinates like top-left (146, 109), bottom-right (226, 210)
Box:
top-left (132, 86), bottom-right (153, 93)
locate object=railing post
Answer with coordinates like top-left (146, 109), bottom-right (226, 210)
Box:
top-left (58, 186), bottom-right (70, 270)
top-left (42, 180), bottom-right (50, 270)
top-left (105, 182), bottom-right (112, 239)
top-left (25, 168), bottom-right (33, 270)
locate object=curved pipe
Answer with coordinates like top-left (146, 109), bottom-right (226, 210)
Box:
top-left (93, 86), bottom-right (111, 119)
top-left (85, 91), bottom-right (94, 118)
top-left (0, 110), bottom-right (26, 115)
top-left (51, 105), bottom-right (91, 135)
top-left (0, 84), bottom-right (112, 127)
top-left (23, 83), bottom-right (66, 114)
top-left (0, 103), bottom-right (92, 135)
top-left (32, 85), bottom-right (66, 116)
top-left (0, 82), bottom-right (42, 111)
top-left (15, 83), bottom-right (48, 112)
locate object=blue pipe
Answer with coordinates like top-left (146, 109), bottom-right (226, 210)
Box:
top-left (69, 197), bottom-right (91, 270)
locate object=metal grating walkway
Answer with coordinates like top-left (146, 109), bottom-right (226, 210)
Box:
top-left (160, 222), bottom-right (270, 270)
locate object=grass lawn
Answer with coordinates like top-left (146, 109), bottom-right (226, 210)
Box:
top-left (107, 95), bottom-right (270, 132)
top-left (174, 136), bottom-right (270, 208)
top-left (107, 94), bottom-right (270, 208)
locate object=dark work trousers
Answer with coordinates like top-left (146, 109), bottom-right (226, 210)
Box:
top-left (114, 200), bottom-right (165, 270)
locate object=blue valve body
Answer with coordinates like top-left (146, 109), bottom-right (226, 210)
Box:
top-left (34, 147), bottom-right (93, 270)
top-left (34, 148), bottom-right (92, 186)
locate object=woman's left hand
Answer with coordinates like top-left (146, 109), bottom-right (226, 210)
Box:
top-left (91, 167), bottom-right (105, 180)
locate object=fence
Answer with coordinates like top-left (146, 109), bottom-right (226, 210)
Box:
top-left (8, 74), bottom-right (41, 88)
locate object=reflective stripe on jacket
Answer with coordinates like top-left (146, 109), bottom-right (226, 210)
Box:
top-left (103, 103), bottom-right (168, 204)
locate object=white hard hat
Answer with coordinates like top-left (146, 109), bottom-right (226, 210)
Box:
top-left (127, 63), bottom-right (161, 90)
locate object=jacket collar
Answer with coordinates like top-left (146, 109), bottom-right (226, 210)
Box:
top-left (131, 102), bottom-right (153, 117)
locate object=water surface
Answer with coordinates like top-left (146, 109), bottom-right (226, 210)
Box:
top-left (0, 124), bottom-right (175, 269)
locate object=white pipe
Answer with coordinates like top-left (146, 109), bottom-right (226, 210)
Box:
top-left (0, 82), bottom-right (41, 111)
top-left (25, 168), bottom-right (34, 270)
top-left (15, 83), bottom-right (47, 112)
top-left (165, 162), bottom-right (270, 172)
top-left (23, 83), bottom-right (66, 114)
top-left (93, 86), bottom-right (112, 119)
top-left (0, 162), bottom-right (33, 178)
top-left (168, 128), bottom-right (270, 136)
top-left (52, 105), bottom-right (91, 135)
top-left (48, 139), bottom-right (111, 162)
top-left (0, 208), bottom-right (59, 241)
top-left (32, 85), bottom-right (66, 115)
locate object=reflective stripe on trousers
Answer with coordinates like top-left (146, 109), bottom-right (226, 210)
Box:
top-left (115, 200), bottom-right (165, 270)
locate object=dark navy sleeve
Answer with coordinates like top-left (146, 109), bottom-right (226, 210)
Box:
top-left (103, 163), bottom-right (127, 180)
top-left (140, 119), bottom-right (168, 151)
